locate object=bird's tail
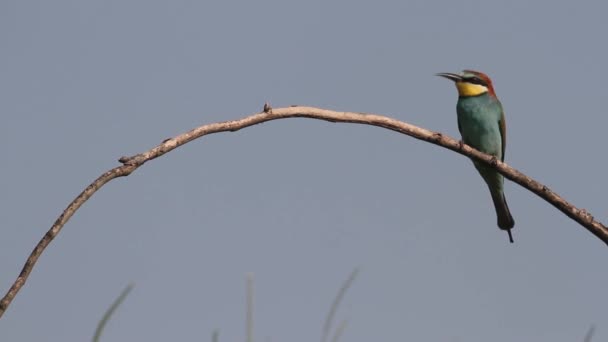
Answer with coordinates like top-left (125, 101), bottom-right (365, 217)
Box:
top-left (490, 190), bottom-right (515, 243)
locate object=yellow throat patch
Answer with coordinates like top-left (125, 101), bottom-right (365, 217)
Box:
top-left (455, 82), bottom-right (488, 97)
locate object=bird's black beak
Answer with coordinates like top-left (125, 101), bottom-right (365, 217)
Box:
top-left (436, 72), bottom-right (463, 82)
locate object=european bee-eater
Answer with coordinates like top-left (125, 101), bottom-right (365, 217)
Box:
top-left (436, 70), bottom-right (515, 243)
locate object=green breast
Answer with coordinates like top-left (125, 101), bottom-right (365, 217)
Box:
top-left (456, 93), bottom-right (504, 159)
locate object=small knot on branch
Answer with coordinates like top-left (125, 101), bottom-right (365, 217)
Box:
top-left (263, 102), bottom-right (273, 113)
top-left (118, 156), bottom-right (131, 164)
top-left (431, 132), bottom-right (443, 143)
top-left (118, 155), bottom-right (143, 166)
top-left (579, 208), bottom-right (594, 222)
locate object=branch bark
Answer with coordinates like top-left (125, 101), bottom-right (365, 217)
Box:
top-left (1, 105), bottom-right (606, 318)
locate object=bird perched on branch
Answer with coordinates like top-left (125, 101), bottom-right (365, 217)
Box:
top-left (437, 70), bottom-right (515, 243)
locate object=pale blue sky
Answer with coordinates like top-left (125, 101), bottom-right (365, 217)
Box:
top-left (1, 0), bottom-right (607, 341)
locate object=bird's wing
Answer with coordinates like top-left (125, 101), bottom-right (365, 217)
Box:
top-left (499, 110), bottom-right (506, 162)
top-left (457, 118), bottom-right (463, 136)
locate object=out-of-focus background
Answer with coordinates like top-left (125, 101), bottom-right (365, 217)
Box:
top-left (1, 1), bottom-right (606, 341)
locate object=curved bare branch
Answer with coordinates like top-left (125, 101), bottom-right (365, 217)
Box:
top-left (1, 105), bottom-right (606, 318)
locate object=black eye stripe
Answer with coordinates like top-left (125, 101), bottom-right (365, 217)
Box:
top-left (465, 76), bottom-right (487, 86)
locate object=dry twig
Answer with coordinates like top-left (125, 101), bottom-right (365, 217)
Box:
top-left (1, 105), bottom-right (606, 318)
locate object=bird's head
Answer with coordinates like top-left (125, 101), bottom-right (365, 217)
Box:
top-left (436, 70), bottom-right (496, 97)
